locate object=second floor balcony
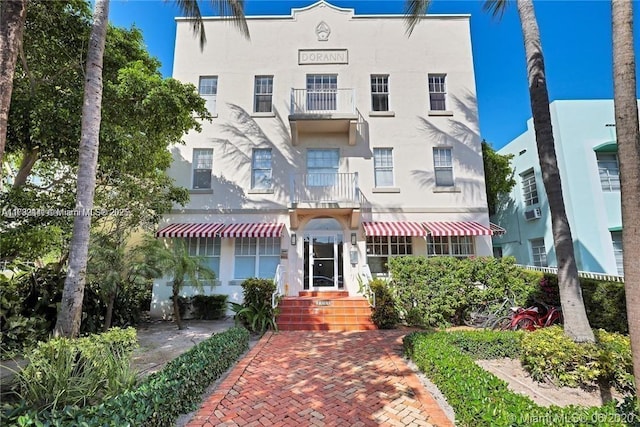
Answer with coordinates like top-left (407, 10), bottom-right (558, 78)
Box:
top-left (288, 88), bottom-right (358, 146)
top-left (290, 172), bottom-right (360, 206)
top-left (289, 172), bottom-right (362, 229)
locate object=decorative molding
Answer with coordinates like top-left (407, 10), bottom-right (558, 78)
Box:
top-left (316, 21), bottom-right (331, 41)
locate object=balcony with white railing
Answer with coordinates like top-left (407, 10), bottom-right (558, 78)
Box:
top-left (288, 88), bottom-right (358, 146)
top-left (289, 172), bottom-right (362, 228)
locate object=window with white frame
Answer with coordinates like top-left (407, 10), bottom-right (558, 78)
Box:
top-left (428, 236), bottom-right (474, 257)
top-left (198, 76), bottom-right (218, 114)
top-left (428, 74), bottom-right (447, 111)
top-left (433, 147), bottom-right (454, 187)
top-left (187, 237), bottom-right (221, 280)
top-left (611, 231), bottom-right (623, 276)
top-left (374, 148), bottom-right (394, 187)
top-left (366, 236), bottom-right (413, 275)
top-left (597, 153), bottom-right (620, 192)
top-left (521, 170), bottom-right (539, 206)
top-left (371, 75), bottom-right (389, 112)
top-left (192, 148), bottom-right (213, 189)
top-left (254, 76), bottom-right (273, 113)
top-left (251, 148), bottom-right (272, 189)
top-left (307, 148), bottom-right (339, 186)
top-left (234, 237), bottom-right (281, 279)
top-left (530, 238), bottom-right (547, 267)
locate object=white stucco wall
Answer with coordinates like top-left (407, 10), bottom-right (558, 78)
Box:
top-left (151, 1), bottom-right (491, 318)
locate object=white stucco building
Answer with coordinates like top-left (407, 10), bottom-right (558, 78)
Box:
top-left (151, 1), bottom-right (494, 318)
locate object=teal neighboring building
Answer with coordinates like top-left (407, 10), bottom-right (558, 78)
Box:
top-left (492, 100), bottom-right (624, 277)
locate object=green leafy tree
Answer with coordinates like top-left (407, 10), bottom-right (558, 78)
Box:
top-left (612, 0), bottom-right (640, 398)
top-left (2, 1), bottom-right (196, 262)
top-left (405, 0), bottom-right (594, 343)
top-left (139, 237), bottom-right (216, 330)
top-left (481, 140), bottom-right (515, 215)
top-left (54, 0), bottom-right (249, 338)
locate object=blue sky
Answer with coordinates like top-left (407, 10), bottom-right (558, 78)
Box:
top-left (109, 0), bottom-right (638, 150)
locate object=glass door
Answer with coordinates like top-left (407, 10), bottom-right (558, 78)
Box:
top-left (303, 233), bottom-right (344, 290)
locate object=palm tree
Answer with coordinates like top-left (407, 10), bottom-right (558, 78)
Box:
top-left (140, 237), bottom-right (216, 330)
top-left (0, 0), bottom-right (28, 165)
top-left (54, 0), bottom-right (249, 337)
top-left (54, 0), bottom-right (110, 338)
top-left (611, 0), bottom-right (640, 397)
top-left (405, 0), bottom-right (594, 342)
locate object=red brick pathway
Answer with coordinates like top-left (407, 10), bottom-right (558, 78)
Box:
top-left (186, 330), bottom-right (454, 427)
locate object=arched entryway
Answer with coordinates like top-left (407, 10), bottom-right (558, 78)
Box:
top-left (302, 218), bottom-right (345, 290)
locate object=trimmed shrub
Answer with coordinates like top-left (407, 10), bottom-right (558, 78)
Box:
top-left (231, 278), bottom-right (278, 334)
top-left (404, 331), bottom-right (639, 426)
top-left (447, 330), bottom-right (522, 359)
top-left (370, 279), bottom-right (400, 329)
top-left (389, 256), bottom-right (537, 327)
top-left (241, 278), bottom-right (276, 307)
top-left (520, 326), bottom-right (635, 394)
top-left (2, 327), bottom-right (250, 427)
top-left (192, 294), bottom-right (228, 320)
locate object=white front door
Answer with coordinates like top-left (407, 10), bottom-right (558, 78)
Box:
top-left (303, 232), bottom-right (344, 290)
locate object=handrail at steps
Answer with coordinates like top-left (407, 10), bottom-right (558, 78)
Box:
top-left (359, 265), bottom-right (376, 308)
top-left (271, 264), bottom-right (285, 309)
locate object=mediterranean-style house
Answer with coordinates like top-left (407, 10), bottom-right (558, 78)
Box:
top-left (151, 1), bottom-right (495, 328)
top-left (492, 100), bottom-right (626, 278)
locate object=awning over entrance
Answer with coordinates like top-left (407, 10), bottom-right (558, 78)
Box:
top-left (490, 222), bottom-right (507, 236)
top-left (423, 221), bottom-right (492, 237)
top-left (219, 223), bottom-right (284, 238)
top-left (156, 223), bottom-right (225, 238)
top-left (362, 221), bottom-right (428, 237)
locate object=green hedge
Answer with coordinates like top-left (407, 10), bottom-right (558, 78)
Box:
top-left (2, 327), bottom-right (250, 426)
top-left (404, 331), bottom-right (639, 427)
top-left (534, 275), bottom-right (628, 334)
top-left (385, 256), bottom-right (627, 333)
top-left (192, 294), bottom-right (228, 319)
top-left (389, 256), bottom-right (538, 327)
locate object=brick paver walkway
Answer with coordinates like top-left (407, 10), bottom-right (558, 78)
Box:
top-left (186, 330), bottom-right (454, 427)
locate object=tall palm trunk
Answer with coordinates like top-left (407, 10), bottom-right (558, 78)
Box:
top-left (0, 0), bottom-right (28, 164)
top-left (54, 0), bottom-right (109, 338)
top-left (612, 0), bottom-right (640, 396)
top-left (516, 0), bottom-right (594, 342)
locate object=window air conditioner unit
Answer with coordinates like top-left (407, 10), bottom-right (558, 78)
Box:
top-left (524, 207), bottom-right (542, 221)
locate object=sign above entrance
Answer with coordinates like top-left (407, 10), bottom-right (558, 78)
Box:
top-left (298, 49), bottom-right (348, 65)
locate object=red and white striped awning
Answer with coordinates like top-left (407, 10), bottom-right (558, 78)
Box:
top-left (423, 221), bottom-right (492, 237)
top-left (219, 223), bottom-right (284, 238)
top-left (156, 223), bottom-right (224, 238)
top-left (362, 221), bottom-right (428, 237)
top-left (490, 222), bottom-right (506, 236)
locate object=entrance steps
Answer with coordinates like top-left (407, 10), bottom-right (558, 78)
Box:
top-left (276, 291), bottom-right (376, 331)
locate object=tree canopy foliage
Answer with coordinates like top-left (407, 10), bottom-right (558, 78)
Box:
top-left (481, 140), bottom-right (515, 216)
top-left (1, 0), bottom-right (207, 260)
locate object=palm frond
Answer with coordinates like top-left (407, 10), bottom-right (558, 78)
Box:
top-left (404, 0), bottom-right (432, 37)
top-left (173, 0), bottom-right (250, 51)
top-left (174, 0), bottom-right (206, 48)
top-left (211, 0), bottom-right (250, 40)
top-left (483, 0), bottom-right (510, 19)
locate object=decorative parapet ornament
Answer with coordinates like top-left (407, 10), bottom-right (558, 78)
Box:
top-left (316, 21), bottom-right (331, 41)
